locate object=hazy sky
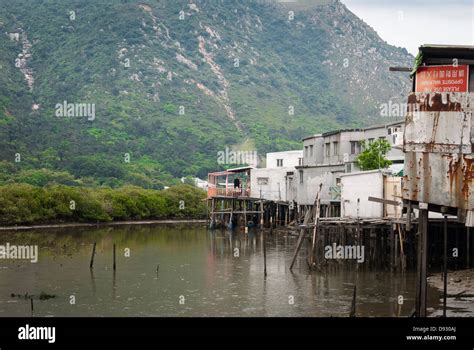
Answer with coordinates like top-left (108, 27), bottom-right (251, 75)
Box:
top-left (342, 0), bottom-right (474, 55)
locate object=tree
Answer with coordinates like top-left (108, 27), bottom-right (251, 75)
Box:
top-left (357, 139), bottom-right (392, 171)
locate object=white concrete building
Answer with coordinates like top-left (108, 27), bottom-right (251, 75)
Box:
top-left (265, 150), bottom-right (303, 168)
top-left (293, 120), bottom-right (405, 210)
top-left (250, 150), bottom-right (302, 201)
top-left (340, 170), bottom-right (384, 218)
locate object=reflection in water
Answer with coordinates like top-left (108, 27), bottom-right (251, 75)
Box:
top-left (0, 224), bottom-right (470, 317)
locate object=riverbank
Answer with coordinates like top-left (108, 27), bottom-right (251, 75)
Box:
top-left (0, 219), bottom-right (207, 231)
top-left (427, 268), bottom-right (474, 316)
top-left (428, 268), bottom-right (474, 296)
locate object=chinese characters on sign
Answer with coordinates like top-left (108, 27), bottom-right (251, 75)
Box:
top-left (415, 65), bottom-right (469, 93)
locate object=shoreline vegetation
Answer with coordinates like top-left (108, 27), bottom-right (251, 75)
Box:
top-left (0, 219), bottom-right (207, 231)
top-left (0, 183), bottom-right (207, 227)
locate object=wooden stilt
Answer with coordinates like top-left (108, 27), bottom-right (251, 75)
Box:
top-left (398, 224), bottom-right (406, 271)
top-left (443, 214), bottom-right (448, 317)
top-left (415, 208), bottom-right (428, 317)
top-left (390, 225), bottom-right (395, 271)
top-left (276, 203), bottom-right (279, 226)
top-left (243, 199), bottom-right (247, 229)
top-left (310, 184), bottom-right (323, 267)
top-left (395, 231), bottom-right (399, 270)
top-left (467, 227), bottom-right (471, 268)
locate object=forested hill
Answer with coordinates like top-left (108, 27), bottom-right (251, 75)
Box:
top-left (0, 0), bottom-right (413, 188)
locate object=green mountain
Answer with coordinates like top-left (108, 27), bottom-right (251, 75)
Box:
top-left (0, 0), bottom-right (413, 188)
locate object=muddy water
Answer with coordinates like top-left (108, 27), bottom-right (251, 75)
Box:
top-left (0, 225), bottom-right (468, 317)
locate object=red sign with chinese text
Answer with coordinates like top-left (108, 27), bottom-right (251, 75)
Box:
top-left (415, 65), bottom-right (469, 93)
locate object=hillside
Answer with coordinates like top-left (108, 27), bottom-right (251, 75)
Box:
top-left (0, 0), bottom-right (413, 188)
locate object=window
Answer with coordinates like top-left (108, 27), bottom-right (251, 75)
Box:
top-left (379, 136), bottom-right (386, 140)
top-left (277, 159), bottom-right (283, 167)
top-left (286, 172), bottom-right (294, 177)
top-left (333, 142), bottom-right (339, 155)
top-left (346, 163), bottom-right (352, 173)
top-left (310, 145), bottom-right (313, 157)
top-left (368, 138), bottom-right (374, 145)
top-left (388, 127), bottom-right (399, 135)
top-left (304, 146), bottom-right (308, 157)
top-left (298, 157), bottom-right (303, 166)
top-left (325, 143), bottom-right (330, 157)
top-left (299, 170), bottom-right (304, 184)
top-left (257, 177), bottom-right (269, 185)
top-left (350, 141), bottom-right (359, 155)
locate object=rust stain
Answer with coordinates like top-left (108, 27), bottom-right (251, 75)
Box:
top-left (404, 92), bottom-right (472, 209)
top-left (444, 154), bottom-right (471, 207)
top-left (446, 154), bottom-right (461, 191)
top-left (422, 153), bottom-right (431, 201)
top-left (462, 155), bottom-right (474, 200)
top-left (409, 93), bottom-right (463, 112)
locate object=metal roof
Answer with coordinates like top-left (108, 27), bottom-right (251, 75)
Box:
top-left (321, 128), bottom-right (363, 137)
top-left (302, 133), bottom-right (322, 141)
top-left (419, 44), bottom-right (474, 64)
top-left (226, 166), bottom-right (253, 173)
top-left (302, 120), bottom-right (404, 141)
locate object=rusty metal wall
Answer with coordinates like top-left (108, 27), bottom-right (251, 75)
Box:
top-left (402, 92), bottom-right (474, 213)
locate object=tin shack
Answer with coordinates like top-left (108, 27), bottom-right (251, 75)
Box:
top-left (403, 45), bottom-right (474, 225)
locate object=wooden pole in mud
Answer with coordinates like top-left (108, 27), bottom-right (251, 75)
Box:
top-left (263, 230), bottom-right (267, 278)
top-left (89, 242), bottom-right (97, 269)
top-left (30, 297), bottom-right (34, 314)
top-left (350, 285), bottom-right (356, 317)
top-left (260, 200), bottom-right (267, 277)
top-left (113, 244), bottom-right (116, 271)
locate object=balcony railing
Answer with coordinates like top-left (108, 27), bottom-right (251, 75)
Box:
top-left (207, 185), bottom-right (250, 198)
